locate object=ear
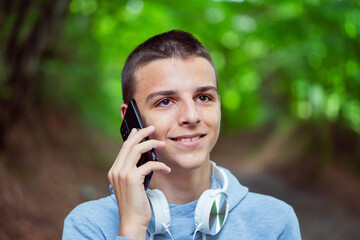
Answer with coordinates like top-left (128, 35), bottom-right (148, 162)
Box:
top-left (121, 103), bottom-right (128, 119)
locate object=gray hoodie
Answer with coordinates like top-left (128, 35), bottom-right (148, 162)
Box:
top-left (63, 166), bottom-right (301, 239)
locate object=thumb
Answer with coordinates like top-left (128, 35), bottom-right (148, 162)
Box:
top-left (140, 161), bottom-right (171, 176)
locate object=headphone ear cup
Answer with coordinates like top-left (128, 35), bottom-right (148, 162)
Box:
top-left (146, 189), bottom-right (171, 234)
top-left (194, 189), bottom-right (229, 235)
top-left (194, 189), bottom-right (213, 232)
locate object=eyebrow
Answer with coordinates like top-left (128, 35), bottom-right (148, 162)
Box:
top-left (145, 85), bottom-right (218, 104)
top-left (196, 86), bottom-right (218, 93)
top-left (145, 90), bottom-right (178, 103)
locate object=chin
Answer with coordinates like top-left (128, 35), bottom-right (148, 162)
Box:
top-left (159, 152), bottom-right (209, 170)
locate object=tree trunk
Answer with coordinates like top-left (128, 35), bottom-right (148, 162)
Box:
top-left (0, 0), bottom-right (70, 148)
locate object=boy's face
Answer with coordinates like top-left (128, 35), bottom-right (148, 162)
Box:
top-left (123, 57), bottom-right (221, 170)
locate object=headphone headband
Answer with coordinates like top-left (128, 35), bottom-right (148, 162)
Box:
top-left (210, 161), bottom-right (228, 194)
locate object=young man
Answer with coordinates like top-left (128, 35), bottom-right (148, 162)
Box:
top-left (63, 30), bottom-right (301, 240)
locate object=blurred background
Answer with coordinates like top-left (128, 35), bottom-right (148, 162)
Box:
top-left (0, 0), bottom-right (359, 239)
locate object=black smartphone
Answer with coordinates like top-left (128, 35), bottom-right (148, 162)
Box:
top-left (120, 99), bottom-right (158, 190)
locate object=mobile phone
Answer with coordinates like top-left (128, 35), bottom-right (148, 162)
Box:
top-left (120, 99), bottom-right (158, 190)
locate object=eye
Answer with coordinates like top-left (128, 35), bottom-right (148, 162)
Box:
top-left (156, 98), bottom-right (174, 107)
top-left (196, 94), bottom-right (212, 102)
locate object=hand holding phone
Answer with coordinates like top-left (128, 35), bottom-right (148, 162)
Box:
top-left (108, 99), bottom-right (170, 238)
top-left (120, 99), bottom-right (158, 190)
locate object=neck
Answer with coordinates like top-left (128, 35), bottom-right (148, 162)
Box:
top-left (149, 161), bottom-right (211, 204)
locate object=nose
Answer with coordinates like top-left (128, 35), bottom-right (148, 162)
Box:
top-left (178, 100), bottom-right (201, 127)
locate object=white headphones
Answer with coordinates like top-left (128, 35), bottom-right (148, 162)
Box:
top-left (146, 161), bottom-right (229, 240)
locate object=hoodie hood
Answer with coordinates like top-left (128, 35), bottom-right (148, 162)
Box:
top-left (220, 167), bottom-right (249, 212)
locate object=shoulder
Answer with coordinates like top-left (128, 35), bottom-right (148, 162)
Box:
top-left (67, 194), bottom-right (117, 217)
top-left (241, 192), bottom-right (293, 218)
top-left (219, 166), bottom-right (301, 238)
top-left (245, 192), bottom-right (290, 209)
top-left (242, 193), bottom-right (301, 239)
top-left (229, 190), bottom-right (301, 239)
top-left (219, 166), bottom-right (293, 219)
top-left (63, 195), bottom-right (119, 239)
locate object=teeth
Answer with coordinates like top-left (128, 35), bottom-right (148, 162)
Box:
top-left (179, 136), bottom-right (200, 142)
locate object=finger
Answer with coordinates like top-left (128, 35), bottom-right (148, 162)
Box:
top-left (109, 126), bottom-right (158, 184)
top-left (117, 127), bottom-right (137, 160)
top-left (128, 127), bottom-right (137, 137)
top-left (110, 128), bottom-right (140, 172)
top-left (121, 139), bottom-right (165, 171)
top-left (138, 161), bottom-right (171, 177)
top-left (108, 130), bottom-right (139, 186)
top-left (119, 162), bottom-right (171, 192)
top-left (125, 126), bottom-right (155, 146)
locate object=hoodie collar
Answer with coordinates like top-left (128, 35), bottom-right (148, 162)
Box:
top-left (220, 167), bottom-right (249, 212)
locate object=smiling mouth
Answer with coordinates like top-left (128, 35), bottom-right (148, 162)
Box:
top-left (171, 134), bottom-right (206, 142)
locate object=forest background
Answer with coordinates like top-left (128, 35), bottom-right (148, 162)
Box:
top-left (0, 0), bottom-right (360, 239)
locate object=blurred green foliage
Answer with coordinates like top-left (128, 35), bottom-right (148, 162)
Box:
top-left (38, 0), bottom-right (360, 136)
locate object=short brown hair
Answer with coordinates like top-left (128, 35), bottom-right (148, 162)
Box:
top-left (121, 30), bottom-right (218, 104)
